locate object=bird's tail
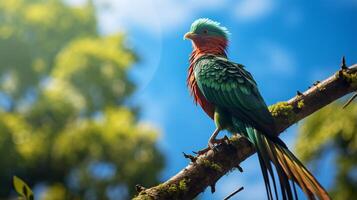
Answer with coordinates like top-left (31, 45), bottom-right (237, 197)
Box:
top-left (245, 128), bottom-right (331, 200)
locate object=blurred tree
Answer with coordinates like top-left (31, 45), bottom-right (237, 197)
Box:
top-left (0, 0), bottom-right (164, 199)
top-left (0, 0), bottom-right (96, 102)
top-left (295, 102), bottom-right (357, 200)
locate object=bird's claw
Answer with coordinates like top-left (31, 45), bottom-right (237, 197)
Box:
top-left (195, 147), bottom-right (210, 155)
top-left (210, 136), bottom-right (228, 146)
top-left (194, 144), bottom-right (218, 155)
top-left (208, 142), bottom-right (219, 152)
top-left (195, 136), bottom-right (228, 155)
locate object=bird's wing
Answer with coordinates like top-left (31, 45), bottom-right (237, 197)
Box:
top-left (194, 55), bottom-right (277, 136)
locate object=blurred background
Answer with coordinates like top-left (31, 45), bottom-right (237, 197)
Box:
top-left (0, 0), bottom-right (356, 199)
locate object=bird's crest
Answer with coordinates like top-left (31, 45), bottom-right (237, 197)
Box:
top-left (190, 18), bottom-right (230, 39)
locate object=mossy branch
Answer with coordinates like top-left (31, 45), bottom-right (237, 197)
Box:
top-left (133, 62), bottom-right (357, 200)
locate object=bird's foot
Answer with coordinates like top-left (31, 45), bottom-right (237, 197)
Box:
top-left (208, 136), bottom-right (229, 151)
top-left (194, 136), bottom-right (229, 155)
top-left (194, 146), bottom-right (211, 155)
top-left (212, 135), bottom-right (230, 145)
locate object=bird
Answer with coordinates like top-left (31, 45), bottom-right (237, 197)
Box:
top-left (184, 18), bottom-right (330, 200)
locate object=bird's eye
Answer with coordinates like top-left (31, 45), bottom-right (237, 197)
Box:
top-left (203, 30), bottom-right (208, 34)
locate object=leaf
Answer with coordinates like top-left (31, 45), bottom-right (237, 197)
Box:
top-left (13, 176), bottom-right (34, 200)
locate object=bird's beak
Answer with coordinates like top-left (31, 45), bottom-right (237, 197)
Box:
top-left (183, 32), bottom-right (197, 40)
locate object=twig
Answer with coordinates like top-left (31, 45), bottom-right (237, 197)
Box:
top-left (343, 93), bottom-right (357, 108)
top-left (224, 186), bottom-right (244, 200)
top-left (341, 56), bottom-right (347, 69)
top-left (210, 183), bottom-right (216, 193)
top-left (182, 152), bottom-right (197, 162)
top-left (236, 165), bottom-right (243, 172)
top-left (135, 185), bottom-right (146, 193)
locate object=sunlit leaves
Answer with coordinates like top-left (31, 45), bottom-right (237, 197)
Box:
top-left (0, 0), bottom-right (164, 199)
top-left (52, 35), bottom-right (136, 113)
top-left (295, 103), bottom-right (357, 162)
top-left (295, 102), bottom-right (357, 199)
top-left (0, 0), bottom-right (96, 100)
top-left (41, 183), bottom-right (68, 200)
top-left (13, 176), bottom-right (34, 200)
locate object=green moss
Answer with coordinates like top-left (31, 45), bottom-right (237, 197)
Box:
top-left (132, 195), bottom-right (153, 200)
top-left (269, 102), bottom-right (296, 123)
top-left (297, 100), bottom-right (304, 109)
top-left (269, 102), bottom-right (294, 117)
top-left (229, 134), bottom-right (252, 150)
top-left (134, 179), bottom-right (190, 200)
top-left (318, 86), bottom-right (326, 91)
top-left (229, 135), bottom-right (241, 144)
top-left (166, 179), bottom-right (189, 198)
top-left (178, 179), bottom-right (188, 192)
top-left (165, 179), bottom-right (188, 195)
top-left (155, 183), bottom-right (165, 191)
top-left (343, 71), bottom-right (357, 87)
top-left (200, 158), bottom-right (223, 172)
top-left (168, 184), bottom-right (178, 194)
top-left (337, 71), bottom-right (357, 88)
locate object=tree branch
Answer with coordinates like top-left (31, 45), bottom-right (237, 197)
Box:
top-left (133, 63), bottom-right (357, 200)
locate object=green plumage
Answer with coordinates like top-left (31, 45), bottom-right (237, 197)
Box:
top-left (194, 55), bottom-right (296, 200)
top-left (194, 55), bottom-right (277, 138)
top-left (187, 18), bottom-right (330, 200)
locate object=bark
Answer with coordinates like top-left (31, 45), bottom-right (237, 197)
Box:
top-left (133, 63), bottom-right (357, 200)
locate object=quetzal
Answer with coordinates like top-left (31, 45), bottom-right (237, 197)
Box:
top-left (184, 18), bottom-right (330, 200)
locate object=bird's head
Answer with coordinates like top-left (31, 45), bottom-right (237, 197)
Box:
top-left (184, 18), bottom-right (229, 53)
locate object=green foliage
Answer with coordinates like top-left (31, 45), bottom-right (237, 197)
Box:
top-left (41, 184), bottom-right (68, 200)
top-left (0, 0), bottom-right (164, 199)
top-left (0, 0), bottom-right (96, 100)
top-left (52, 35), bottom-right (136, 113)
top-left (13, 176), bottom-right (34, 200)
top-left (295, 102), bottom-right (357, 199)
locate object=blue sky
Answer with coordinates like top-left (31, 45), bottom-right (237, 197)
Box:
top-left (68, 0), bottom-right (357, 199)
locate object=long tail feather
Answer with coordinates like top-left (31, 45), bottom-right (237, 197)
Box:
top-left (245, 128), bottom-right (331, 200)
